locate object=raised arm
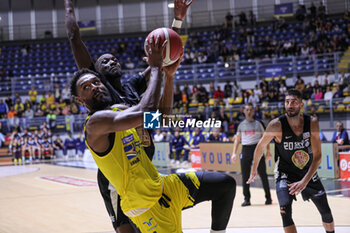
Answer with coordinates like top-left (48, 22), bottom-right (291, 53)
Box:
top-left (159, 53), bottom-right (183, 116)
top-left (172, 0), bottom-right (194, 33)
top-left (247, 119), bottom-right (281, 183)
top-left (86, 36), bottom-right (166, 137)
top-left (139, 0), bottom-right (193, 79)
top-left (65, 0), bottom-right (94, 69)
top-left (288, 116), bottom-right (321, 195)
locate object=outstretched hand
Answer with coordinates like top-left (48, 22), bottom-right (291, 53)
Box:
top-left (246, 170), bottom-right (258, 184)
top-left (146, 35), bottom-right (167, 68)
top-left (174, 0), bottom-right (194, 20)
top-left (288, 180), bottom-right (307, 195)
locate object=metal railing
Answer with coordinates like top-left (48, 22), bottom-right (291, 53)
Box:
top-left (0, 52), bottom-right (342, 97)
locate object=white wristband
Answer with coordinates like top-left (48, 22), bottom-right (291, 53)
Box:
top-left (172, 19), bottom-right (183, 28)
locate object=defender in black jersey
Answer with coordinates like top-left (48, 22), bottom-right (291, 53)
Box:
top-left (247, 89), bottom-right (334, 233)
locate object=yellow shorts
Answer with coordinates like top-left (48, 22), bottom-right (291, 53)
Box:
top-left (130, 172), bottom-right (201, 233)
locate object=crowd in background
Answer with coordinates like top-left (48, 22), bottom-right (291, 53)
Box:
top-left (183, 3), bottom-right (350, 65)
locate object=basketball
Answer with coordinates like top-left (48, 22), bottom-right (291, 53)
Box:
top-left (144, 27), bottom-right (183, 66)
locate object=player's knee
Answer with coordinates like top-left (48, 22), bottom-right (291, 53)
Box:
top-left (280, 205), bottom-right (294, 227)
top-left (222, 175), bottom-right (236, 195)
top-left (321, 212), bottom-right (333, 223)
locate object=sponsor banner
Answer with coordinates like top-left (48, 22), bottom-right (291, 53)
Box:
top-left (317, 143), bottom-right (339, 179)
top-left (152, 142), bottom-right (170, 167)
top-left (265, 143), bottom-right (275, 175)
top-left (40, 176), bottom-right (97, 187)
top-left (200, 143), bottom-right (241, 172)
top-left (78, 20), bottom-right (96, 31)
top-left (200, 143), bottom-right (274, 174)
top-left (275, 3), bottom-right (293, 17)
top-left (262, 64), bottom-right (286, 80)
top-left (339, 151), bottom-right (350, 179)
top-left (190, 149), bottom-right (201, 169)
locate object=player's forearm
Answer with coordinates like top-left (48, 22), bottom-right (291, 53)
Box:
top-left (140, 66), bottom-right (151, 84)
top-left (159, 75), bottom-right (174, 115)
top-left (139, 67), bottom-right (163, 111)
top-left (232, 139), bottom-right (239, 154)
top-left (252, 144), bottom-right (265, 170)
top-left (65, 0), bottom-right (80, 40)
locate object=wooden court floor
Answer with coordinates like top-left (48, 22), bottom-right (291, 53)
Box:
top-left (0, 164), bottom-right (349, 233)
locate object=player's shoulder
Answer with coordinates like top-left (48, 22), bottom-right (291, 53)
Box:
top-left (267, 118), bottom-right (281, 129)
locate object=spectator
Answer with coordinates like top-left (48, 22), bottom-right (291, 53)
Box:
top-left (218, 108), bottom-right (230, 133)
top-left (0, 122), bottom-right (6, 148)
top-left (242, 91), bottom-right (249, 104)
top-left (190, 127), bottom-right (205, 149)
top-left (23, 107), bottom-right (34, 129)
top-left (249, 10), bottom-right (256, 26)
top-left (53, 135), bottom-right (64, 151)
top-left (161, 130), bottom-right (172, 142)
top-left (46, 110), bottom-right (57, 130)
top-left (248, 91), bottom-right (260, 106)
top-left (318, 1), bottom-right (326, 18)
top-left (309, 2), bottom-right (317, 19)
top-left (5, 95), bottom-right (13, 109)
top-left (46, 91), bottom-right (55, 107)
top-left (13, 93), bottom-right (21, 106)
top-left (214, 86), bottom-right (225, 103)
top-left (332, 121), bottom-right (349, 145)
top-left (54, 84), bottom-right (61, 102)
top-left (13, 99), bottom-right (25, 118)
top-left (153, 129), bottom-right (163, 142)
top-left (253, 85), bottom-right (262, 98)
top-left (75, 132), bottom-right (85, 156)
top-left (295, 75), bottom-right (305, 94)
top-left (296, 4), bottom-right (307, 22)
top-left (7, 107), bottom-right (19, 130)
top-left (173, 86), bottom-right (182, 108)
top-left (254, 105), bottom-right (263, 121)
top-left (333, 85), bottom-right (343, 98)
top-left (260, 77), bottom-right (269, 91)
top-left (61, 84), bottom-right (70, 104)
top-left (198, 52), bottom-right (208, 64)
top-left (313, 87), bottom-right (323, 100)
top-left (0, 99), bottom-right (8, 118)
top-left (125, 58), bottom-right (135, 69)
top-left (171, 129), bottom-right (190, 165)
top-left (208, 128), bottom-right (226, 142)
top-left (28, 87), bottom-right (38, 105)
top-left (224, 81), bottom-right (232, 98)
top-left (239, 11), bottom-right (248, 26)
top-left (224, 12), bottom-right (234, 31)
top-left (64, 131), bottom-right (76, 156)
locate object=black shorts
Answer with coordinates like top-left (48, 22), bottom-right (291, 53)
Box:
top-left (276, 173), bottom-right (326, 205)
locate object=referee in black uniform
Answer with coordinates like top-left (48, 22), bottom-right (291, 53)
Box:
top-left (232, 103), bottom-right (272, 206)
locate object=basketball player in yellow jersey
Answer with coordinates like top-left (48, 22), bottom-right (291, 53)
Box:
top-left (71, 36), bottom-right (236, 233)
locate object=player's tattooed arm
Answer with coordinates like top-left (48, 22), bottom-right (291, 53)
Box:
top-left (64, 0), bottom-right (94, 70)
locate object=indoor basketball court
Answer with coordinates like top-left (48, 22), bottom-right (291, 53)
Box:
top-left (0, 161), bottom-right (349, 233)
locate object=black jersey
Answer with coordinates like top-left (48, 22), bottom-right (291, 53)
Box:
top-left (275, 114), bottom-right (313, 182)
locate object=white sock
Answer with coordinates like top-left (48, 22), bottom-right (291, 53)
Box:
top-left (210, 230), bottom-right (226, 233)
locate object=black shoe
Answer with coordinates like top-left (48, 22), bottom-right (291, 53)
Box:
top-left (241, 200), bottom-right (251, 207)
top-left (265, 199), bottom-right (272, 205)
